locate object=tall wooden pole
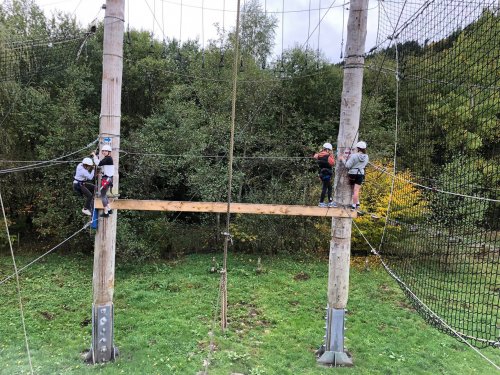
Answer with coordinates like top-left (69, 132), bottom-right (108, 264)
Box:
top-left (318, 0), bottom-right (368, 366)
top-left (89, 0), bottom-right (124, 364)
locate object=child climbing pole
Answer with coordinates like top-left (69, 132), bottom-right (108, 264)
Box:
top-left (314, 143), bottom-right (336, 207)
top-left (339, 141), bottom-right (369, 209)
top-left (73, 157), bottom-right (95, 216)
top-left (92, 144), bottom-right (114, 218)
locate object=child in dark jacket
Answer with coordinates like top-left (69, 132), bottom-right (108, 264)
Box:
top-left (314, 143), bottom-right (335, 207)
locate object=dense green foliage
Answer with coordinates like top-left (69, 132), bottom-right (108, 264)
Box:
top-left (0, 1), bottom-right (497, 260)
top-left (0, 0), bottom-right (390, 258)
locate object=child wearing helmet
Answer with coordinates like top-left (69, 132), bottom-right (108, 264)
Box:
top-left (314, 142), bottom-right (335, 207)
top-left (73, 157), bottom-right (95, 216)
top-left (340, 141), bottom-right (369, 209)
top-left (92, 145), bottom-right (114, 218)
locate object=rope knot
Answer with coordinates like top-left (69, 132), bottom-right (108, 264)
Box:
top-left (221, 231), bottom-right (233, 245)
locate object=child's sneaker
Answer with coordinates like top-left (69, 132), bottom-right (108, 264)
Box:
top-left (318, 202), bottom-right (328, 208)
top-left (328, 202), bottom-right (338, 208)
top-left (350, 204), bottom-right (356, 210)
top-left (82, 208), bottom-right (91, 216)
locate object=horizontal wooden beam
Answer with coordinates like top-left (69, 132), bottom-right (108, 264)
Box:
top-left (95, 199), bottom-right (356, 218)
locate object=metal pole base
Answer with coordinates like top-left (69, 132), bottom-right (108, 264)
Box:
top-left (82, 346), bottom-right (119, 364)
top-left (82, 303), bottom-right (119, 364)
top-left (317, 350), bottom-right (353, 367)
top-left (316, 307), bottom-right (353, 366)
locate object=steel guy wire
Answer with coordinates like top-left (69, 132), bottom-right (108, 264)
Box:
top-left (0, 138), bottom-right (98, 174)
top-left (0, 220), bottom-right (94, 286)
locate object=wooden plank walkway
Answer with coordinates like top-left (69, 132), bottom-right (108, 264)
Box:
top-left (94, 199), bottom-right (356, 218)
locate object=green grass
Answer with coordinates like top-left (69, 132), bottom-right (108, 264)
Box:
top-left (0, 252), bottom-right (499, 374)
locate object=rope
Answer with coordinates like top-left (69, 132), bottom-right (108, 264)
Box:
top-left (119, 150), bottom-right (318, 160)
top-left (0, 221), bottom-right (93, 286)
top-left (0, 138), bottom-right (98, 174)
top-left (350, 218), bottom-right (500, 371)
top-left (369, 162), bottom-right (500, 203)
top-left (201, 267), bottom-right (224, 374)
top-left (0, 189), bottom-right (34, 374)
top-left (220, 0), bottom-right (242, 331)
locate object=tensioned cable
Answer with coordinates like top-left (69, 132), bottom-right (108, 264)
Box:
top-left (365, 161), bottom-right (500, 192)
top-left (317, 0), bottom-right (322, 64)
top-left (340, 1), bottom-right (346, 58)
top-left (365, 64), bottom-right (500, 91)
top-left (378, 36), bottom-right (400, 251)
top-left (220, 0), bottom-right (242, 331)
top-left (3, 34), bottom-right (90, 50)
top-left (144, 0), bottom-right (344, 63)
top-left (0, 138), bottom-right (98, 174)
top-left (0, 189), bottom-right (34, 374)
top-left (307, 0), bottom-right (312, 54)
top-left (152, 0), bottom-right (156, 37)
top-left (300, 0), bottom-right (338, 51)
top-left (161, 0), bottom-right (165, 42)
top-left (0, 221), bottom-right (93, 286)
top-left (119, 150), bottom-right (316, 160)
top-left (369, 162), bottom-right (500, 202)
top-left (202, 0), bottom-right (205, 67)
top-left (281, 0), bottom-right (285, 69)
top-left (179, 0), bottom-right (183, 42)
top-left (201, 266), bottom-right (223, 375)
top-left (342, 0), bottom-right (408, 152)
top-left (154, 0), bottom-right (347, 14)
top-left (142, 66), bottom-right (332, 83)
top-left (0, 160), bottom-right (77, 164)
top-left (350, 218), bottom-right (500, 370)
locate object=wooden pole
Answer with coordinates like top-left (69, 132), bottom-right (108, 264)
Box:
top-left (88, 0), bottom-right (124, 364)
top-left (318, 0), bottom-right (368, 366)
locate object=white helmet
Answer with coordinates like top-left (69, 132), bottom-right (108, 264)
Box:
top-left (82, 157), bottom-right (93, 166)
top-left (101, 145), bottom-right (112, 152)
top-left (355, 141), bottom-right (367, 149)
top-left (323, 142), bottom-right (333, 150)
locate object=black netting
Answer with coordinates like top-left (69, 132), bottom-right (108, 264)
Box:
top-left (0, 34), bottom-right (91, 83)
top-left (373, 1), bottom-right (499, 348)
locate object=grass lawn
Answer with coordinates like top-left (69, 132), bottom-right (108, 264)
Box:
top-left (0, 251), bottom-right (498, 374)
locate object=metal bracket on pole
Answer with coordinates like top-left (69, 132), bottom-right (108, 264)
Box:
top-left (87, 303), bottom-right (118, 363)
top-left (317, 307), bottom-right (353, 366)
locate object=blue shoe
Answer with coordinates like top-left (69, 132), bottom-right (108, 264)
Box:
top-left (318, 202), bottom-right (328, 208)
top-left (328, 202), bottom-right (337, 208)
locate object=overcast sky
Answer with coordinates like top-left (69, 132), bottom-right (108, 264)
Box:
top-left (37, 0), bottom-right (380, 63)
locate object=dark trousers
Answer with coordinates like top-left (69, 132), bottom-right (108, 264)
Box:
top-left (74, 182), bottom-right (95, 210)
top-left (320, 180), bottom-right (332, 203)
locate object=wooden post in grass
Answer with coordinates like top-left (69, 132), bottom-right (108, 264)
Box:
top-left (87, 0), bottom-right (124, 364)
top-left (317, 0), bottom-right (368, 366)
